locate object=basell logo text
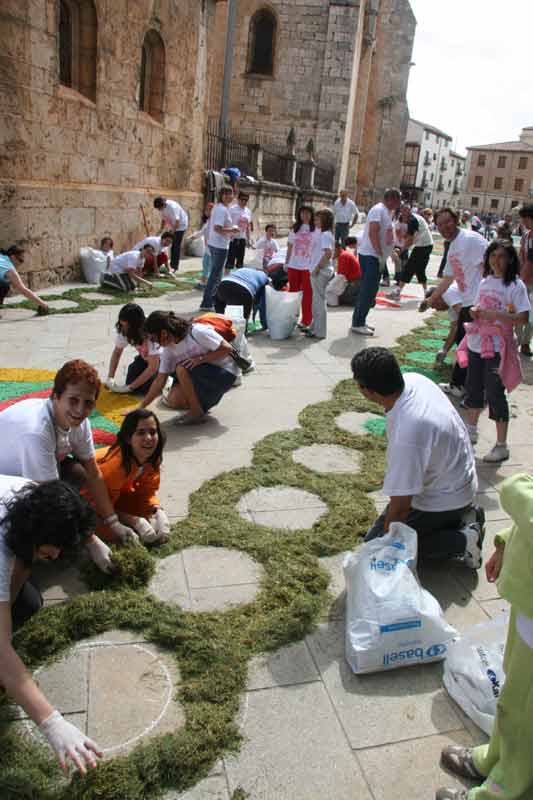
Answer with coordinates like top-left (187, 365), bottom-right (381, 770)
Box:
top-left (369, 557), bottom-right (409, 572)
top-left (382, 643), bottom-right (447, 667)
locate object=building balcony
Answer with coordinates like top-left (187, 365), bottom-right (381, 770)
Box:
top-left (423, 156), bottom-right (431, 166)
top-left (453, 183), bottom-right (460, 195)
top-left (437, 180), bottom-right (444, 191)
top-left (440, 159), bottom-right (448, 171)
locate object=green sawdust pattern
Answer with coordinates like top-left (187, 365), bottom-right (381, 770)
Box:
top-left (4, 272), bottom-right (204, 317)
top-left (0, 313), bottom-right (452, 800)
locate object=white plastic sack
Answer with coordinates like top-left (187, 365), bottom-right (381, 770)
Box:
top-left (80, 247), bottom-right (108, 285)
top-left (344, 523), bottom-right (458, 674)
top-left (443, 615), bottom-right (508, 734)
top-left (265, 284), bottom-right (302, 340)
top-left (185, 235), bottom-right (205, 258)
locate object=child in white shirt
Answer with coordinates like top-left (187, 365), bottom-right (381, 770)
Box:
top-left (306, 209), bottom-right (335, 339)
top-left (255, 225), bottom-right (280, 269)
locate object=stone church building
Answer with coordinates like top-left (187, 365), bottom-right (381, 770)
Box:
top-left (0, 0), bottom-right (415, 287)
top-left (209, 0), bottom-right (416, 208)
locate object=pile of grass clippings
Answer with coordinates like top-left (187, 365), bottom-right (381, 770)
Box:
top-left (0, 312), bottom-right (452, 800)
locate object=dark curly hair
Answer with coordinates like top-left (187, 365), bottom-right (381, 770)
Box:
top-left (115, 303), bottom-right (146, 347)
top-left (3, 481), bottom-right (96, 567)
top-left (144, 310), bottom-right (191, 342)
top-left (101, 409), bottom-right (165, 474)
top-left (483, 239), bottom-right (520, 285)
top-left (293, 204), bottom-right (315, 233)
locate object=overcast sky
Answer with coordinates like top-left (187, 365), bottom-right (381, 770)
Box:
top-left (406, 0), bottom-right (533, 155)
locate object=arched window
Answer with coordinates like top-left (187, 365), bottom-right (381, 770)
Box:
top-left (139, 30), bottom-right (166, 122)
top-left (58, 0), bottom-right (97, 101)
top-left (248, 8), bottom-right (276, 76)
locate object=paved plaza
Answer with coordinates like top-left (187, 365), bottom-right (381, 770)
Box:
top-left (2, 250), bottom-right (530, 799)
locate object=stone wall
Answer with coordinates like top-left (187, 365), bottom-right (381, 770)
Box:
top-left (207, 0), bottom-right (364, 183)
top-left (0, 0), bottom-right (216, 288)
top-left (356, 0), bottom-right (416, 208)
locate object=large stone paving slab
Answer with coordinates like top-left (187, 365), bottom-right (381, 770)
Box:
top-left (246, 641), bottom-right (320, 691)
top-left (318, 551), bottom-right (351, 620)
top-left (149, 547), bottom-right (264, 612)
top-left (34, 650), bottom-right (88, 715)
top-left (86, 641), bottom-right (184, 755)
top-left (164, 775), bottom-right (229, 799)
top-left (357, 731), bottom-right (477, 800)
top-left (237, 486), bottom-right (328, 530)
top-left (44, 299), bottom-right (80, 311)
top-left (292, 443), bottom-right (362, 474)
top-left (306, 620), bottom-right (463, 749)
top-left (224, 683), bottom-right (373, 800)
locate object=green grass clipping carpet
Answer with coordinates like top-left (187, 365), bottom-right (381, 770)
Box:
top-left (0, 313), bottom-right (452, 800)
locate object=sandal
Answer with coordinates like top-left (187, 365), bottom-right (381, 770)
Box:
top-left (440, 746), bottom-right (484, 782)
top-left (174, 414), bottom-right (207, 426)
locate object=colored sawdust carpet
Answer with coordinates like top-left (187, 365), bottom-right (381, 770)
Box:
top-left (0, 368), bottom-right (138, 447)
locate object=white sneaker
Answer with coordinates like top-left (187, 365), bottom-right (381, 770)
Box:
top-left (242, 360), bottom-right (256, 375)
top-left (465, 424), bottom-right (478, 444)
top-left (462, 522), bottom-right (485, 570)
top-left (439, 382), bottom-right (464, 398)
top-left (351, 326), bottom-right (375, 336)
top-left (233, 374), bottom-right (243, 387)
top-left (483, 444), bottom-right (510, 463)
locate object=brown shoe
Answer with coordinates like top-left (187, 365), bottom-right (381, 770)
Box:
top-left (436, 790), bottom-right (468, 800)
top-left (440, 745), bottom-right (484, 782)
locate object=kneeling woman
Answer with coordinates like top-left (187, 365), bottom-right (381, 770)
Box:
top-left (88, 410), bottom-right (170, 544)
top-left (140, 311), bottom-right (238, 424)
top-left (106, 303), bottom-right (161, 395)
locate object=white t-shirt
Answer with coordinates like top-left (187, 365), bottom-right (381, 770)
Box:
top-left (444, 229), bottom-right (487, 307)
top-left (287, 225), bottom-right (320, 270)
top-left (229, 204), bottom-right (252, 241)
top-left (442, 282), bottom-right (462, 322)
top-left (333, 198), bottom-right (358, 224)
top-left (111, 251), bottom-right (141, 274)
top-left (0, 475), bottom-right (31, 603)
top-left (311, 230), bottom-right (335, 269)
top-left (114, 333), bottom-right (161, 360)
top-left (208, 203), bottom-right (233, 250)
top-left (255, 236), bottom-right (279, 263)
top-left (0, 398), bottom-right (95, 481)
top-left (384, 374), bottom-right (477, 512)
top-left (161, 200), bottom-right (188, 232)
top-left (132, 236), bottom-right (165, 254)
top-left (358, 202), bottom-right (394, 259)
top-left (411, 213), bottom-right (434, 248)
top-left (158, 323), bottom-right (237, 376)
top-left (467, 276), bottom-right (530, 353)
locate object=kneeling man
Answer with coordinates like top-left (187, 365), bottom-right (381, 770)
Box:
top-left (351, 347), bottom-right (484, 568)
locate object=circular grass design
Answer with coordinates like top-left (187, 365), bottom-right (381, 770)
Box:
top-left (0, 312), bottom-right (443, 799)
top-left (363, 418), bottom-right (387, 437)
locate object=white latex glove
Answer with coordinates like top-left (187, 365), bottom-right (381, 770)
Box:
top-left (85, 536), bottom-right (114, 573)
top-left (39, 710), bottom-right (102, 774)
top-left (132, 516), bottom-right (159, 544)
top-left (151, 507), bottom-right (170, 542)
top-left (109, 519), bottom-right (140, 545)
top-left (104, 377), bottom-right (115, 390)
top-left (111, 383), bottom-right (132, 394)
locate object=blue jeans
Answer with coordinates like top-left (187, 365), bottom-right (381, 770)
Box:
top-left (202, 250), bottom-right (211, 279)
top-left (352, 254), bottom-right (380, 327)
top-left (201, 246), bottom-right (228, 309)
top-left (335, 222), bottom-right (350, 245)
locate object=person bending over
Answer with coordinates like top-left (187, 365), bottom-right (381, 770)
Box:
top-left (132, 232), bottom-right (174, 277)
top-left (0, 245), bottom-right (49, 315)
top-left (138, 311), bottom-right (238, 425)
top-left (84, 410), bottom-right (169, 545)
top-left (105, 303), bottom-right (161, 395)
top-left (0, 476), bottom-right (102, 773)
top-left (0, 359), bottom-right (139, 567)
top-left (351, 347), bottom-right (484, 568)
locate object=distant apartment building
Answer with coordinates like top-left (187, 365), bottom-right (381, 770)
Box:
top-left (401, 118), bottom-right (465, 209)
top-left (462, 127), bottom-right (533, 214)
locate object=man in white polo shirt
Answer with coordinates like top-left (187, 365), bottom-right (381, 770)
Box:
top-left (427, 207), bottom-right (487, 396)
top-left (153, 196), bottom-right (189, 272)
top-left (351, 347), bottom-right (484, 568)
top-left (333, 190), bottom-right (359, 245)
